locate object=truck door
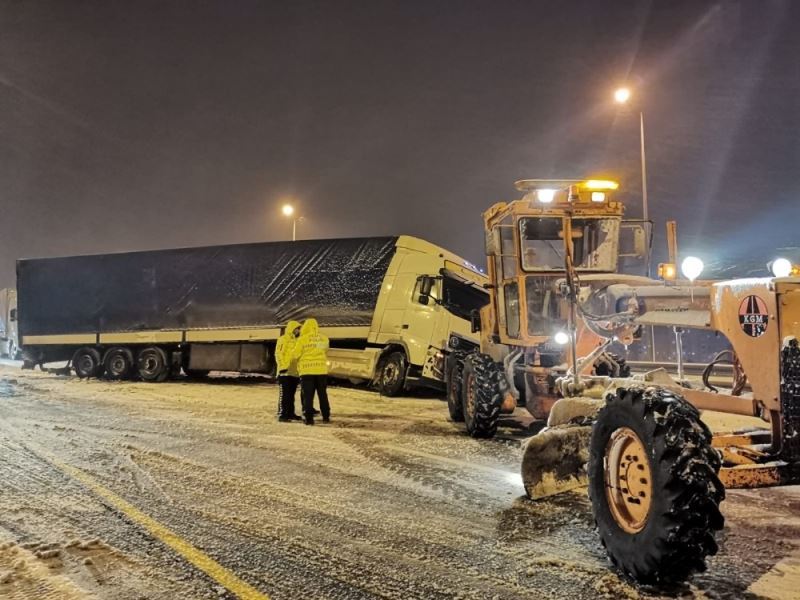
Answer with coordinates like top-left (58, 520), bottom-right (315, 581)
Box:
top-left (403, 275), bottom-right (439, 368)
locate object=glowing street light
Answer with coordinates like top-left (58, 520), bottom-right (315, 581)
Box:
top-left (614, 87), bottom-right (631, 104)
top-left (281, 202), bottom-right (302, 241)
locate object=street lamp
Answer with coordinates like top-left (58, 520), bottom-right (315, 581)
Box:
top-left (614, 86), bottom-right (650, 274)
top-left (281, 203), bottom-right (301, 241)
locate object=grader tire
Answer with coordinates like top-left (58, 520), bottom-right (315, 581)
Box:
top-left (461, 353), bottom-right (503, 439)
top-left (446, 350), bottom-right (467, 422)
top-left (588, 386), bottom-right (724, 584)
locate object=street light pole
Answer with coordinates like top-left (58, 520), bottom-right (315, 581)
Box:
top-left (614, 88), bottom-right (651, 275)
top-left (281, 203), bottom-right (300, 241)
top-left (639, 110), bottom-right (651, 277)
top-left (639, 110), bottom-right (648, 225)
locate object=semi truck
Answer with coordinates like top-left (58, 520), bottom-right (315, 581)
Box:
top-left (0, 288), bottom-right (19, 359)
top-left (17, 235), bottom-right (488, 394)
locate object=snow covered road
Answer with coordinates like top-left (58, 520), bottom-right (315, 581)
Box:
top-left (0, 365), bottom-right (797, 599)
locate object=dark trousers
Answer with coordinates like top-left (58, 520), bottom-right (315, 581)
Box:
top-left (301, 375), bottom-right (329, 418)
top-left (278, 374), bottom-right (299, 417)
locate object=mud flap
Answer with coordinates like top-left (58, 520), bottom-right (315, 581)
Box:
top-left (521, 425), bottom-right (592, 500)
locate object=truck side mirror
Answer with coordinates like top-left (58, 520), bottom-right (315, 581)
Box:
top-left (470, 309), bottom-right (481, 333)
top-left (417, 275), bottom-right (434, 305)
top-left (9, 308), bottom-right (16, 322)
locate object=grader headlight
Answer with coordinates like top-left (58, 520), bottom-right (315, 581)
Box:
top-left (536, 189), bottom-right (556, 204)
top-left (770, 257), bottom-right (799, 278)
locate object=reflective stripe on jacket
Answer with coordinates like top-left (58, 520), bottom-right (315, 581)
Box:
top-left (293, 318), bottom-right (329, 376)
top-left (276, 320), bottom-right (301, 375)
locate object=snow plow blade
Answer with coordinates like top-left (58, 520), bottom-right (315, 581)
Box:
top-left (521, 426), bottom-right (592, 500)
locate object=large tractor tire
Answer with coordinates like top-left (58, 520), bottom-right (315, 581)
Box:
top-left (446, 350), bottom-right (467, 422)
top-left (73, 347), bottom-right (103, 379)
top-left (461, 353), bottom-right (504, 438)
top-left (378, 351), bottom-right (406, 397)
top-left (588, 386), bottom-right (724, 584)
top-left (137, 346), bottom-right (170, 382)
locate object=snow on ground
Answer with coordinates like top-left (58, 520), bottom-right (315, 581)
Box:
top-left (0, 364), bottom-right (797, 599)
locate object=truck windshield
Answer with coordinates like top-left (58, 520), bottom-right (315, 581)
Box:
top-left (441, 276), bottom-right (488, 321)
top-left (519, 217), bottom-right (619, 272)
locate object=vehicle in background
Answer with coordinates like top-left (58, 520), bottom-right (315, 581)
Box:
top-left (0, 288), bottom-right (19, 359)
top-left (17, 236), bottom-right (488, 394)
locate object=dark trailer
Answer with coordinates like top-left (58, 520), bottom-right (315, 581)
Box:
top-left (17, 235), bottom-right (487, 394)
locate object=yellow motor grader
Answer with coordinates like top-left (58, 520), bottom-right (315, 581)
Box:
top-left (450, 178), bottom-right (800, 584)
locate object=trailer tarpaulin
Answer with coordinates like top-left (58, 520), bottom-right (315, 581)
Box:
top-left (17, 237), bottom-right (399, 337)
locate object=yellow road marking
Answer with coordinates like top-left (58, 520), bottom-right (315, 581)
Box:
top-left (53, 460), bottom-right (270, 600)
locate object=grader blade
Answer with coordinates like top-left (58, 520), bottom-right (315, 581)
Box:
top-left (521, 425), bottom-right (592, 499)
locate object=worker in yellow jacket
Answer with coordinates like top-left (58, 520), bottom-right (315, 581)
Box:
top-left (275, 320), bottom-right (302, 422)
top-left (292, 318), bottom-right (330, 425)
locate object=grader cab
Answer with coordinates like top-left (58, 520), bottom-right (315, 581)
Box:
top-left (449, 178), bottom-right (800, 583)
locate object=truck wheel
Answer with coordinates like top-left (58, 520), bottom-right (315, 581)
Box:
top-left (446, 350), bottom-right (467, 422)
top-left (137, 347), bottom-right (170, 382)
top-left (73, 347), bottom-right (103, 379)
top-left (461, 353), bottom-right (503, 438)
top-left (588, 386), bottom-right (724, 584)
top-left (378, 352), bottom-right (406, 396)
top-left (104, 347), bottom-right (134, 380)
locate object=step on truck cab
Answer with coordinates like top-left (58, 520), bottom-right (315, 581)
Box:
top-left (17, 236), bottom-right (488, 395)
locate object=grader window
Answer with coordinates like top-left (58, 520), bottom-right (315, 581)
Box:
top-left (520, 217), bottom-right (618, 272)
top-left (504, 282), bottom-right (521, 338)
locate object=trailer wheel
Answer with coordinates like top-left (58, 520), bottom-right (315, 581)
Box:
top-left (588, 386), bottom-right (724, 584)
top-left (446, 350), bottom-right (467, 422)
top-left (461, 353), bottom-right (503, 438)
top-left (378, 351), bottom-right (406, 396)
top-left (104, 347), bottom-right (134, 380)
top-left (73, 347), bottom-right (103, 379)
top-left (137, 346), bottom-right (170, 382)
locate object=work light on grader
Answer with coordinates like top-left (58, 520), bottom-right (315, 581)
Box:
top-left (451, 178), bottom-right (800, 584)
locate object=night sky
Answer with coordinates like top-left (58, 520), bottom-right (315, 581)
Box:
top-left (1, 0), bottom-right (798, 288)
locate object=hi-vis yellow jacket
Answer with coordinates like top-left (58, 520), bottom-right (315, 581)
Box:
top-left (275, 320), bottom-right (301, 376)
top-left (292, 318), bottom-right (329, 376)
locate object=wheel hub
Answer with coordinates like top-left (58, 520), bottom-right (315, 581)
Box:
top-left (383, 363), bottom-right (399, 385)
top-left (604, 427), bottom-right (652, 533)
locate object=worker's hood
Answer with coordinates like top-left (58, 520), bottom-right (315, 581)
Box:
top-left (286, 320), bottom-right (301, 335)
top-left (301, 318), bottom-right (319, 336)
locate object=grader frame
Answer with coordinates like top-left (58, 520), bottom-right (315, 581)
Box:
top-left (455, 177), bottom-right (800, 583)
